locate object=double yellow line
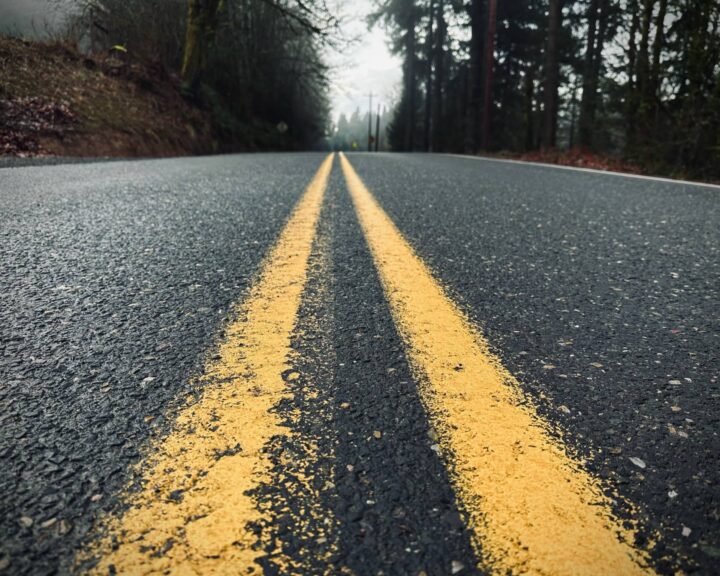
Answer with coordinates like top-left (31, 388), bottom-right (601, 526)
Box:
top-left (80, 153), bottom-right (653, 575)
top-left (79, 154), bottom-right (334, 575)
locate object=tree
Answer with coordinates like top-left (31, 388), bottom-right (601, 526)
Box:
top-left (67, 0), bottom-right (336, 150)
top-left (464, 0), bottom-right (485, 153)
top-left (181, 0), bottom-right (223, 90)
top-left (373, 0), bottom-right (422, 151)
top-left (480, 0), bottom-right (497, 150)
top-left (403, 5), bottom-right (420, 150)
top-left (634, 0), bottom-right (656, 148)
top-left (542, 0), bottom-right (563, 149)
top-left (578, 0), bottom-right (614, 149)
top-left (379, 0), bottom-right (720, 178)
top-left (432, 0), bottom-right (446, 150)
top-left (423, 0), bottom-right (435, 151)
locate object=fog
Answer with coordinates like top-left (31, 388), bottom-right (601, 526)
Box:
top-left (0, 0), bottom-right (72, 36)
top-left (326, 0), bottom-right (401, 122)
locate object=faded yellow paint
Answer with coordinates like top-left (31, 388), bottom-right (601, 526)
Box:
top-left (80, 153), bottom-right (334, 575)
top-left (340, 153), bottom-right (653, 576)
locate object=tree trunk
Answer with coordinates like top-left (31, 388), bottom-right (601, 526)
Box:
top-left (635, 0), bottom-right (656, 143)
top-left (568, 77), bottom-right (579, 148)
top-left (593, 1), bottom-right (609, 83)
top-left (578, 0), bottom-right (599, 148)
top-left (423, 0), bottom-right (435, 152)
top-left (542, 0), bottom-right (562, 149)
top-left (432, 0), bottom-right (445, 151)
top-left (480, 0), bottom-right (497, 151)
top-left (684, 0), bottom-right (713, 166)
top-left (524, 67), bottom-right (535, 151)
top-left (464, 0), bottom-right (484, 153)
top-left (404, 21), bottom-right (418, 151)
top-left (375, 104), bottom-right (381, 152)
top-left (650, 0), bottom-right (667, 93)
top-left (181, 0), bottom-right (223, 90)
top-left (626, 0), bottom-right (641, 149)
top-left (650, 0), bottom-right (667, 132)
top-left (589, 0), bottom-right (610, 143)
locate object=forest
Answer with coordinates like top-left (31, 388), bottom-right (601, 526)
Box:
top-left (374, 0), bottom-right (720, 179)
top-left (54, 0), bottom-right (336, 150)
top-left (4, 0), bottom-right (720, 175)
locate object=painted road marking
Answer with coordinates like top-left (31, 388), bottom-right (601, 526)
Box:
top-left (340, 152), bottom-right (653, 575)
top-left (79, 153), bottom-right (334, 574)
top-left (445, 153), bottom-right (720, 190)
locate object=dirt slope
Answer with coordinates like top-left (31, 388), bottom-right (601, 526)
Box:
top-left (0, 36), bottom-right (216, 158)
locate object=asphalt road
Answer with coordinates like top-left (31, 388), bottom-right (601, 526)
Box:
top-left (0, 153), bottom-right (718, 575)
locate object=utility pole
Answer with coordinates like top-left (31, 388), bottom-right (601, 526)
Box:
top-left (375, 104), bottom-right (381, 152)
top-left (367, 92), bottom-right (374, 152)
top-left (481, 0), bottom-right (497, 151)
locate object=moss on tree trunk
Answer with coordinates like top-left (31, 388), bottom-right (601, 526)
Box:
top-left (181, 0), bottom-right (223, 91)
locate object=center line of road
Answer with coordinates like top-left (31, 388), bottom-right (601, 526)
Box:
top-left (339, 152), bottom-right (653, 575)
top-left (78, 153), bottom-right (334, 574)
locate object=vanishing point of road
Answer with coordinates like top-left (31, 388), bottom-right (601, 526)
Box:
top-left (1, 153), bottom-right (718, 575)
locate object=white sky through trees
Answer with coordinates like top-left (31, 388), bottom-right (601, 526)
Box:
top-left (326, 0), bottom-right (401, 122)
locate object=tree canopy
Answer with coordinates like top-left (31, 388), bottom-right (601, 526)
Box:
top-left (375, 0), bottom-right (720, 179)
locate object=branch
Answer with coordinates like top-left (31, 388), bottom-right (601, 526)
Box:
top-left (257, 0), bottom-right (324, 35)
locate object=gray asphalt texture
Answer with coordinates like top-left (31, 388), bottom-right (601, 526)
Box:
top-left (1, 152), bottom-right (718, 575)
top-left (0, 154), bottom-right (318, 574)
top-left (320, 170), bottom-right (478, 574)
top-left (349, 153), bottom-right (720, 574)
top-left (0, 158), bottom-right (125, 170)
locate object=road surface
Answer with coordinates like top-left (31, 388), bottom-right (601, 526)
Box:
top-left (1, 153), bottom-right (718, 575)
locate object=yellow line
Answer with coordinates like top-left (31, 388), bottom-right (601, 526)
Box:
top-left (339, 153), bottom-right (653, 576)
top-left (80, 153), bottom-right (334, 575)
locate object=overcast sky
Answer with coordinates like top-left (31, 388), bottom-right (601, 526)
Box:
top-left (325, 1), bottom-right (402, 122)
top-left (1, 0), bottom-right (401, 122)
top-left (0, 0), bottom-right (66, 36)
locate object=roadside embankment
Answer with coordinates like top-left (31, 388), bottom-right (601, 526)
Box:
top-left (0, 35), bottom-right (216, 158)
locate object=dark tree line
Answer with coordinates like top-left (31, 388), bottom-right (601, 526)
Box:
top-left (64, 0), bottom-right (335, 149)
top-left (374, 0), bottom-right (720, 179)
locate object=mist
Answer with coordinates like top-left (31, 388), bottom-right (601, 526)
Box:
top-left (0, 0), bottom-right (71, 37)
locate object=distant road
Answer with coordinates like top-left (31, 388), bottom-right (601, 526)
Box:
top-left (1, 153), bottom-right (718, 575)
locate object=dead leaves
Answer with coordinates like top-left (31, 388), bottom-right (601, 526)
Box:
top-left (1, 96), bottom-right (76, 156)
